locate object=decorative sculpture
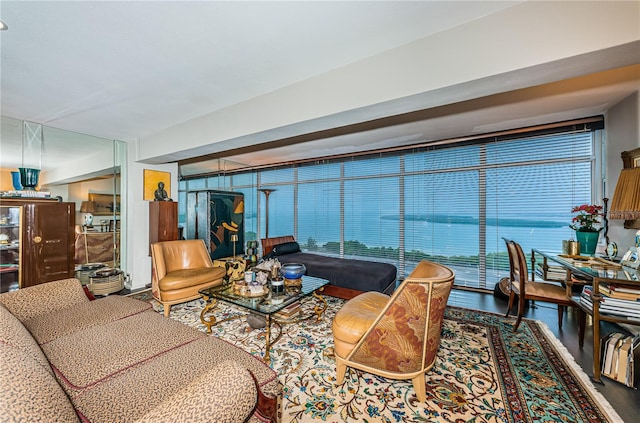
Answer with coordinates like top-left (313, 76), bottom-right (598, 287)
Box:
top-left (154, 181), bottom-right (172, 201)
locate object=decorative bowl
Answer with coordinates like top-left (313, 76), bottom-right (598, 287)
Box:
top-left (280, 263), bottom-right (306, 280)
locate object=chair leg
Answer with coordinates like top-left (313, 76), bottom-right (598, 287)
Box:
top-left (411, 373), bottom-right (426, 402)
top-left (578, 309), bottom-right (586, 348)
top-left (163, 303), bottom-right (171, 317)
top-left (335, 358), bottom-right (347, 384)
top-left (505, 291), bottom-right (515, 317)
top-left (557, 305), bottom-right (564, 329)
top-left (513, 315), bottom-right (523, 331)
top-left (513, 294), bottom-right (525, 331)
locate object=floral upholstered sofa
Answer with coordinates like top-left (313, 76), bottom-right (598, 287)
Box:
top-left (0, 278), bottom-right (279, 422)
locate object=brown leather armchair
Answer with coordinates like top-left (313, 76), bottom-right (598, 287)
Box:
top-left (151, 239), bottom-right (226, 317)
top-left (332, 260), bottom-right (454, 402)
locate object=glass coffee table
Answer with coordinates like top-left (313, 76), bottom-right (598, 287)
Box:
top-left (199, 275), bottom-right (329, 362)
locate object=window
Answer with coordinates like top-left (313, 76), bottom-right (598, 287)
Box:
top-left (179, 128), bottom-right (598, 291)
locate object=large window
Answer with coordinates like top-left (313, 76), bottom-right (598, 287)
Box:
top-left (179, 129), bottom-right (599, 290)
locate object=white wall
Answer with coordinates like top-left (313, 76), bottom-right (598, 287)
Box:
top-left (137, 0), bottom-right (640, 163)
top-left (125, 139), bottom-right (178, 291)
top-left (606, 91), bottom-right (640, 253)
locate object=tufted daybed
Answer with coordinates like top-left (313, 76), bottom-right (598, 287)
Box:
top-left (261, 236), bottom-right (397, 299)
top-left (0, 278), bottom-right (279, 422)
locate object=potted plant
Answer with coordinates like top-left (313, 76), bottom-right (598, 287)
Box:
top-left (570, 204), bottom-right (603, 255)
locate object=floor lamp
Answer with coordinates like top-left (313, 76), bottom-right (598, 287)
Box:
top-left (259, 189), bottom-right (275, 238)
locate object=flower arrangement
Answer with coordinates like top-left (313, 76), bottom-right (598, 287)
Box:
top-left (570, 204), bottom-right (603, 232)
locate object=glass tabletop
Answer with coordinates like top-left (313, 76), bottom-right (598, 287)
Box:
top-left (533, 249), bottom-right (640, 285)
top-left (199, 275), bottom-right (329, 315)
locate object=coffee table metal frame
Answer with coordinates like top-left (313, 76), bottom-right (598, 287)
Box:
top-left (199, 275), bottom-right (329, 363)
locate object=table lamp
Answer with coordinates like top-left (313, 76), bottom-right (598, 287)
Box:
top-left (80, 201), bottom-right (96, 227)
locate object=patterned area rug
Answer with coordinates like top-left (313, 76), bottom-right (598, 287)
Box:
top-left (128, 290), bottom-right (621, 423)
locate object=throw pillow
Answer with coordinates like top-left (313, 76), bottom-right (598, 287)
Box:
top-left (273, 241), bottom-right (300, 256)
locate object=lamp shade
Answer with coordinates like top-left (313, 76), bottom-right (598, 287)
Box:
top-left (80, 201), bottom-right (96, 213)
top-left (609, 167), bottom-right (640, 220)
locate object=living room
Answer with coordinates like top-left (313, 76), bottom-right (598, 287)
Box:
top-left (1, 1), bottom-right (639, 422)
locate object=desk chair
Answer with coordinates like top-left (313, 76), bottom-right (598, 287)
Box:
top-left (503, 237), bottom-right (573, 330)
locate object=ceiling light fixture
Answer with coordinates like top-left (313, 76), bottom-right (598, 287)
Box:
top-left (0, 20), bottom-right (8, 31)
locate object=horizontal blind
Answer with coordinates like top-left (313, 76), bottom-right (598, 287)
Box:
top-left (296, 163), bottom-right (341, 252)
top-left (177, 130), bottom-right (596, 291)
top-left (484, 132), bottom-right (593, 288)
top-left (343, 154), bottom-right (401, 268)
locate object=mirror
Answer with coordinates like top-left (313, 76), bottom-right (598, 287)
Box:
top-left (0, 116), bottom-right (126, 271)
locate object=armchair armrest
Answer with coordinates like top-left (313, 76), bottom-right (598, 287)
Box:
top-left (132, 361), bottom-right (258, 423)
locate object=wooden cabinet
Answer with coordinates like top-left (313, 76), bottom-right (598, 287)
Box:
top-left (149, 201), bottom-right (178, 254)
top-left (0, 199), bottom-right (75, 289)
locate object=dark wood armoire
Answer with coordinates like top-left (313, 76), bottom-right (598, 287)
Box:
top-left (0, 198), bottom-right (75, 289)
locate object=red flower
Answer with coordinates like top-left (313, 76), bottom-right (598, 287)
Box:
top-left (570, 204), bottom-right (603, 232)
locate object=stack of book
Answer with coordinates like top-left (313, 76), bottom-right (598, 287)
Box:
top-left (274, 301), bottom-right (301, 320)
top-left (0, 190), bottom-right (51, 199)
top-left (579, 284), bottom-right (640, 322)
top-left (535, 263), bottom-right (566, 281)
top-left (600, 332), bottom-right (640, 388)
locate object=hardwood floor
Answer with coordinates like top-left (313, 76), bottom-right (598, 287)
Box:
top-left (448, 289), bottom-right (639, 423)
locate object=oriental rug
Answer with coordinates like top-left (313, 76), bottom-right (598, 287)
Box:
top-left (129, 290), bottom-right (621, 423)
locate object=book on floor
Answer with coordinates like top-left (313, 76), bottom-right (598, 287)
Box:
top-left (602, 332), bottom-right (625, 376)
top-left (600, 333), bottom-right (640, 388)
top-left (616, 337), bottom-right (633, 385)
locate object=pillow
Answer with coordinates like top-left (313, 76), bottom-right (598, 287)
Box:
top-left (272, 241), bottom-right (300, 256)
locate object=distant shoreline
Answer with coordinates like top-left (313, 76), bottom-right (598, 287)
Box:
top-left (380, 214), bottom-right (565, 228)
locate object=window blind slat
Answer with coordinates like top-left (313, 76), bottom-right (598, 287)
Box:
top-left (178, 131), bottom-right (596, 292)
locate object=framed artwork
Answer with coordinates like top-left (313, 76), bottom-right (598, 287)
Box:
top-left (143, 170), bottom-right (171, 201)
top-left (621, 247), bottom-right (640, 269)
top-left (185, 190), bottom-right (244, 260)
top-left (88, 193), bottom-right (120, 215)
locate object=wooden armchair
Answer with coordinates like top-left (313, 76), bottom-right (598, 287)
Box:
top-left (150, 239), bottom-right (226, 316)
top-left (331, 260), bottom-right (454, 402)
top-left (503, 237), bottom-right (573, 330)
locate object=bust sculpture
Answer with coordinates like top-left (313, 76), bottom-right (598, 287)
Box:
top-left (154, 182), bottom-right (172, 201)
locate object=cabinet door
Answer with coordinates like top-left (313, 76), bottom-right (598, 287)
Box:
top-left (22, 202), bottom-right (75, 287)
top-left (0, 205), bottom-right (21, 292)
top-left (149, 201), bottom-right (178, 254)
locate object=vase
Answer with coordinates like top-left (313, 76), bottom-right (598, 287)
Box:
top-left (19, 167), bottom-right (40, 190)
top-left (575, 231), bottom-right (599, 256)
top-left (10, 171), bottom-right (22, 190)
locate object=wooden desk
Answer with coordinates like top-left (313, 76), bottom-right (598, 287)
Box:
top-left (531, 249), bottom-right (640, 384)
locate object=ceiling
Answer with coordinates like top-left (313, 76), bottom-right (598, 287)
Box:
top-left (1, 1), bottom-right (639, 173)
